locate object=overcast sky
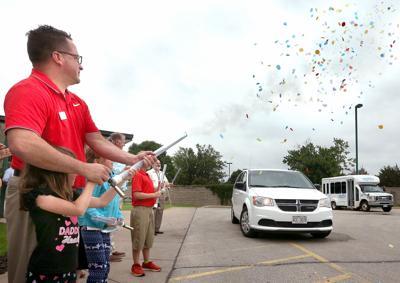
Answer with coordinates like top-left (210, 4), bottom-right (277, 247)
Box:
top-left (0, 0), bottom-right (399, 178)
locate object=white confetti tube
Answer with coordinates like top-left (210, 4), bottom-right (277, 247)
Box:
top-left (91, 216), bottom-right (134, 231)
top-left (109, 133), bottom-right (188, 195)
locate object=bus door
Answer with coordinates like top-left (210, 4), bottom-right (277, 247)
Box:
top-left (347, 179), bottom-right (355, 207)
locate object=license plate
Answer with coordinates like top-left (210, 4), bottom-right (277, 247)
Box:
top-left (383, 205), bottom-right (388, 208)
top-left (292, 216), bottom-right (307, 224)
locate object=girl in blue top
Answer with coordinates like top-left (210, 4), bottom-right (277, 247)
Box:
top-left (79, 148), bottom-right (129, 282)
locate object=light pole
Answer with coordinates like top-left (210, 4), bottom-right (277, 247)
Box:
top-left (226, 162), bottom-right (232, 179)
top-left (355, 103), bottom-right (363, 175)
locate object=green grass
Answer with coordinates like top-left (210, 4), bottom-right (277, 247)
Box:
top-left (121, 202), bottom-right (197, 211)
top-left (0, 223), bottom-right (7, 256)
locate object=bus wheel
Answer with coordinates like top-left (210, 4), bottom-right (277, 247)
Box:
top-left (360, 201), bottom-right (370, 212)
top-left (331, 201), bottom-right (336, 210)
top-left (382, 206), bottom-right (392, 212)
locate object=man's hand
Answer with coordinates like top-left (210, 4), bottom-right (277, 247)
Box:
top-left (154, 191), bottom-right (162, 198)
top-left (128, 151), bottom-right (157, 167)
top-left (82, 163), bottom-right (111, 184)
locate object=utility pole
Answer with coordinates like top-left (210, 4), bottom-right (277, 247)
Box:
top-left (355, 103), bottom-right (363, 175)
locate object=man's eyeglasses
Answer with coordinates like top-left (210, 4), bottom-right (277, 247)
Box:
top-left (56, 50), bottom-right (83, 64)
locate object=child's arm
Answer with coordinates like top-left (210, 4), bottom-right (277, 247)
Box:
top-left (36, 181), bottom-right (96, 216)
top-left (89, 168), bottom-right (136, 208)
top-left (89, 185), bottom-right (117, 208)
top-left (134, 190), bottom-right (161, 200)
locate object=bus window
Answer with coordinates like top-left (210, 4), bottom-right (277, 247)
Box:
top-left (341, 181), bottom-right (346, 194)
top-left (334, 182), bottom-right (341, 194)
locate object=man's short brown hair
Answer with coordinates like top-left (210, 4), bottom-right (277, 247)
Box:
top-left (26, 25), bottom-right (72, 65)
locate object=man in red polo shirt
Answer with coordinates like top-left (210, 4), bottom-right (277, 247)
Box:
top-left (130, 162), bottom-right (162, 277)
top-left (3, 25), bottom-right (155, 283)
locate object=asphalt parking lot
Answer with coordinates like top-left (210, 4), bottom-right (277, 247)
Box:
top-left (168, 207), bottom-right (399, 283)
top-left (2, 207), bottom-right (398, 283)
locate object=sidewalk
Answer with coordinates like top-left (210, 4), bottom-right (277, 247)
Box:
top-left (0, 207), bottom-right (197, 283)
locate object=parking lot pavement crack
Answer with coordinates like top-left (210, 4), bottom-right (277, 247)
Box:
top-left (165, 208), bottom-right (198, 283)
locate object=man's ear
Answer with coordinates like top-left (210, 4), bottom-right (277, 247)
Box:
top-left (51, 51), bottom-right (64, 66)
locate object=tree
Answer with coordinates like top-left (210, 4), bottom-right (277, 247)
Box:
top-left (349, 167), bottom-right (369, 175)
top-left (227, 169), bottom-right (242, 184)
top-left (128, 140), bottom-right (176, 180)
top-left (172, 144), bottom-right (225, 185)
top-left (282, 138), bottom-right (354, 184)
top-left (378, 164), bottom-right (400, 187)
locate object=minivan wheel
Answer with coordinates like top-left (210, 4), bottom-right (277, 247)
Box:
top-left (382, 206), bottom-right (392, 212)
top-left (231, 207), bottom-right (239, 224)
top-left (360, 201), bottom-right (370, 212)
top-left (331, 201), bottom-right (336, 210)
top-left (311, 231), bottom-right (331, 238)
top-left (240, 208), bottom-right (256, 238)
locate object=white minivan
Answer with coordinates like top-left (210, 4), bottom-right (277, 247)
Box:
top-left (231, 169), bottom-right (333, 238)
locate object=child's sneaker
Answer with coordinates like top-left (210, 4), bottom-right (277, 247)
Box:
top-left (142, 261), bottom-right (161, 272)
top-left (131, 264), bottom-right (145, 277)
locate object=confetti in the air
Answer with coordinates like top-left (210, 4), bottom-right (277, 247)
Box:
top-left (249, 2), bottom-right (398, 144)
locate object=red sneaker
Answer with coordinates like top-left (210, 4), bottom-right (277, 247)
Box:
top-left (131, 264), bottom-right (145, 277)
top-left (142, 261), bottom-right (161, 272)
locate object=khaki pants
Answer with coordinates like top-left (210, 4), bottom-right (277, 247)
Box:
top-left (5, 176), bottom-right (37, 283)
top-left (130, 206), bottom-right (154, 251)
top-left (154, 195), bottom-right (165, 232)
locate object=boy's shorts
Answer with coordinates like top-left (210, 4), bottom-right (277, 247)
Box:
top-left (130, 206), bottom-right (155, 250)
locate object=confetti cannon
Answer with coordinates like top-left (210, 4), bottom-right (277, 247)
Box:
top-left (91, 215), bottom-right (133, 233)
top-left (108, 133), bottom-right (188, 198)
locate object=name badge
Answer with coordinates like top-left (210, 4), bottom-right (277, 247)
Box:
top-left (59, 111), bottom-right (67, 120)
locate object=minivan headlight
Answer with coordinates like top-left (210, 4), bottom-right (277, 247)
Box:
top-left (252, 196), bottom-right (274, 207)
top-left (319, 198), bottom-right (331, 208)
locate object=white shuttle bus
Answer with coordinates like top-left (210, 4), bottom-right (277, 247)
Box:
top-left (321, 175), bottom-right (393, 212)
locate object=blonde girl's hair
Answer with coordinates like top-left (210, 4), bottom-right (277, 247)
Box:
top-left (20, 146), bottom-right (76, 211)
top-left (85, 147), bottom-right (102, 164)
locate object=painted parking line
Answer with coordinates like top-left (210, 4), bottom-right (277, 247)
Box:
top-left (169, 253), bottom-right (312, 282)
top-left (290, 243), bottom-right (346, 273)
top-left (290, 243), bottom-right (370, 283)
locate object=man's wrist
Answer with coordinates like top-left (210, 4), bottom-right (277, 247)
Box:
top-left (126, 153), bottom-right (139, 166)
top-left (75, 160), bottom-right (88, 176)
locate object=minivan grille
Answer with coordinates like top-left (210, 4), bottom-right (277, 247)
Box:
top-left (258, 219), bottom-right (332, 228)
top-left (275, 199), bottom-right (319, 212)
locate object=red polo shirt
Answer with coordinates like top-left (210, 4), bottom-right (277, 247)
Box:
top-left (131, 170), bottom-right (156, 207)
top-left (4, 69), bottom-right (99, 188)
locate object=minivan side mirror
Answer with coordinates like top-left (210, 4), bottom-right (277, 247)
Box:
top-left (314, 184), bottom-right (321, 190)
top-left (235, 182), bottom-right (245, 190)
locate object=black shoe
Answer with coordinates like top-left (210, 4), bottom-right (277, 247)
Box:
top-left (155, 231), bottom-right (164, 234)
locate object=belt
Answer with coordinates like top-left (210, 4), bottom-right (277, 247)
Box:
top-left (13, 169), bottom-right (21, 177)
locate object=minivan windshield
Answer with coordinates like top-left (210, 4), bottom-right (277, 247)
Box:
top-left (249, 170), bottom-right (314, 189)
top-left (360, 185), bottom-right (384, 193)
